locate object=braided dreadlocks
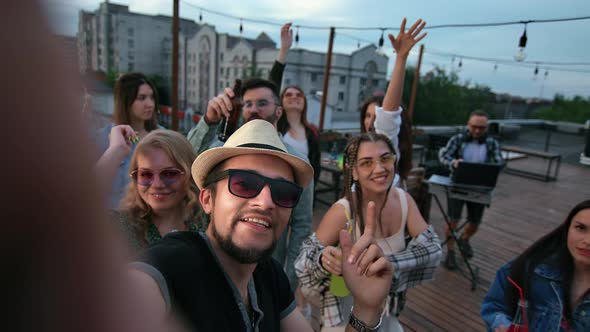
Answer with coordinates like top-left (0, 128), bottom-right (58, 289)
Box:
top-left (341, 132), bottom-right (396, 240)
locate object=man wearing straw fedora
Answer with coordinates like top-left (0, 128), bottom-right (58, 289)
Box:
top-left (188, 78), bottom-right (314, 291)
top-left (129, 120), bottom-right (393, 331)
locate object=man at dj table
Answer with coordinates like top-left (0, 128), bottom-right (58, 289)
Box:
top-left (438, 110), bottom-right (503, 270)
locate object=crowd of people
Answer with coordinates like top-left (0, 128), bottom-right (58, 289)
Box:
top-left (15, 2), bottom-right (589, 330)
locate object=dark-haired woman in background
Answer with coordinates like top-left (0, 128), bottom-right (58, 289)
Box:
top-left (481, 200), bottom-right (590, 331)
top-left (277, 85), bottom-right (321, 185)
top-left (96, 72), bottom-right (161, 208)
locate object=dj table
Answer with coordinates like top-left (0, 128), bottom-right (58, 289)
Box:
top-left (427, 175), bottom-right (495, 290)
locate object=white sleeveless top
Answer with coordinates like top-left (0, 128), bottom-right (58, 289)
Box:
top-left (283, 131), bottom-right (309, 157)
top-left (335, 187), bottom-right (408, 255)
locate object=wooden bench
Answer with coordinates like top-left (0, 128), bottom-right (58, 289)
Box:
top-left (502, 145), bottom-right (561, 182)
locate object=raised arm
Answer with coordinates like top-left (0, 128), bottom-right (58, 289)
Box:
top-left (375, 18), bottom-right (426, 161)
top-left (95, 125), bottom-right (137, 184)
top-left (186, 87), bottom-right (235, 153)
top-left (382, 18), bottom-right (426, 111)
top-left (277, 22), bottom-right (292, 64)
top-left (268, 23), bottom-right (293, 88)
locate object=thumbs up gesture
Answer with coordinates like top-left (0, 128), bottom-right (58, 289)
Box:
top-left (340, 201), bottom-right (393, 319)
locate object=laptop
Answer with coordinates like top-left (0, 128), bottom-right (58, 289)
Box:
top-left (451, 161), bottom-right (502, 191)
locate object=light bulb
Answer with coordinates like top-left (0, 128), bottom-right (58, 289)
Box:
top-left (514, 26), bottom-right (527, 62)
top-left (514, 47), bottom-right (526, 62)
top-left (375, 29), bottom-right (385, 55)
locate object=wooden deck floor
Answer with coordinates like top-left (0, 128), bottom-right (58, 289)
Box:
top-left (312, 158), bottom-right (590, 331)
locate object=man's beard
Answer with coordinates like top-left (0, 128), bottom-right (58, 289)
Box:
top-left (209, 211), bottom-right (277, 264)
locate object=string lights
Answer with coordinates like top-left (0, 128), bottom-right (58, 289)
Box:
top-left (375, 29), bottom-right (386, 55)
top-left (514, 23), bottom-right (528, 62)
top-left (179, 0), bottom-right (590, 75)
top-left (180, 2), bottom-right (590, 31)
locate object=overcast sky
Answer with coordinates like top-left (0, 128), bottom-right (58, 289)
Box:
top-left (46, 0), bottom-right (590, 100)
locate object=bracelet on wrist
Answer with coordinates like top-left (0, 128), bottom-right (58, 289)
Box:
top-left (348, 307), bottom-right (382, 332)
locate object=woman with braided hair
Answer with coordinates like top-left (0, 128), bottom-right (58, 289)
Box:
top-left (295, 132), bottom-right (442, 331)
top-left (359, 18), bottom-right (426, 189)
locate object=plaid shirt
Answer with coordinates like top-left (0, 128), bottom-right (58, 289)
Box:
top-left (294, 226), bottom-right (442, 329)
top-left (438, 131), bottom-right (503, 171)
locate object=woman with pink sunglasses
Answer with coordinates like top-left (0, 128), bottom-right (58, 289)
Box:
top-left (104, 129), bottom-right (201, 254)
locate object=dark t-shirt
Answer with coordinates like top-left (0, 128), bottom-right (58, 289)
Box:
top-left (133, 231), bottom-right (295, 332)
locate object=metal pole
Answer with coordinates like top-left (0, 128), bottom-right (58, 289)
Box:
top-left (408, 44), bottom-right (424, 121)
top-left (544, 126), bottom-right (552, 152)
top-left (319, 27), bottom-right (335, 131)
top-left (171, 0), bottom-right (179, 131)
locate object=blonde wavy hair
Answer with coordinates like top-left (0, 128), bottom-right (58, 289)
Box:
top-left (121, 129), bottom-right (199, 243)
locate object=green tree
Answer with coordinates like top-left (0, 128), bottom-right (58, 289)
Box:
top-left (105, 70), bottom-right (119, 89)
top-left (535, 94), bottom-right (590, 123)
top-left (401, 66), bottom-right (495, 126)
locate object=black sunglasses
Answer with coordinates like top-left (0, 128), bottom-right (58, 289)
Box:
top-left (203, 169), bottom-right (302, 208)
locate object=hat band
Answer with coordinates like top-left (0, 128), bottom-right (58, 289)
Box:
top-left (237, 143), bottom-right (286, 153)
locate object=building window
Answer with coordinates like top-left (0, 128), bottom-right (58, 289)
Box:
top-left (311, 73), bottom-right (317, 82)
top-left (220, 82), bottom-right (223, 90)
top-left (220, 53), bottom-right (224, 61)
top-left (337, 108), bottom-right (343, 112)
top-left (220, 67), bottom-right (224, 75)
top-left (338, 92), bottom-right (344, 101)
top-left (360, 78), bottom-right (367, 86)
top-left (128, 28), bottom-right (134, 36)
top-left (340, 76), bottom-right (346, 84)
top-left (285, 78), bottom-right (291, 85)
top-left (128, 39), bottom-right (134, 48)
top-left (234, 67), bottom-right (238, 76)
top-left (372, 79), bottom-right (379, 86)
top-left (128, 62), bottom-right (134, 71)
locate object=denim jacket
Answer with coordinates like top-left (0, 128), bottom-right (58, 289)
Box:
top-left (481, 260), bottom-right (590, 332)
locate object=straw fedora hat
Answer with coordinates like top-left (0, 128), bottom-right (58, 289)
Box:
top-left (191, 119), bottom-right (314, 189)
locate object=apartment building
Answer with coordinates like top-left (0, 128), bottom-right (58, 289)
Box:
top-left (77, 1), bottom-right (388, 116)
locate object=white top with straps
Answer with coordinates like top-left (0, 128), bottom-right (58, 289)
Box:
top-left (335, 187), bottom-right (408, 256)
